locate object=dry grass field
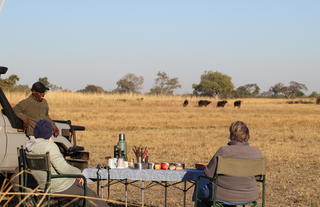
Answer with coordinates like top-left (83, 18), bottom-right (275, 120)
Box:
top-left (7, 91), bottom-right (320, 207)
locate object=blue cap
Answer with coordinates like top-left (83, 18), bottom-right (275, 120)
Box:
top-left (34, 120), bottom-right (53, 139)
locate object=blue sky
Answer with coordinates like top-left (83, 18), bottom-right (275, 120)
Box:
top-left (1, 1), bottom-right (319, 94)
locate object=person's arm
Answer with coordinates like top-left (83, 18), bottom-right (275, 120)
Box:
top-left (14, 100), bottom-right (28, 120)
top-left (204, 147), bottom-right (224, 178)
top-left (48, 142), bottom-right (81, 175)
top-left (44, 100), bottom-right (59, 136)
top-left (13, 100), bottom-right (30, 129)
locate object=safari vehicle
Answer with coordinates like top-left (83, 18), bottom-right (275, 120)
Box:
top-left (0, 66), bottom-right (89, 177)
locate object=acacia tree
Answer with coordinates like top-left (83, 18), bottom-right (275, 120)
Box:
top-left (114, 73), bottom-right (144, 93)
top-left (192, 71), bottom-right (234, 98)
top-left (269, 81), bottom-right (307, 98)
top-left (283, 81), bottom-right (307, 98)
top-left (149, 72), bottom-right (181, 95)
top-left (269, 83), bottom-right (286, 97)
top-left (232, 83), bottom-right (260, 98)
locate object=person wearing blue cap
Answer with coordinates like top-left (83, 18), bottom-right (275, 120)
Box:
top-left (26, 120), bottom-right (107, 206)
top-left (14, 81), bottom-right (59, 137)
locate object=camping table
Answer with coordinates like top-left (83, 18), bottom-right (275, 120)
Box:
top-left (83, 167), bottom-right (204, 207)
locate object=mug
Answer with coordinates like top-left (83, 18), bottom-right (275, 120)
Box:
top-left (148, 162), bottom-right (155, 169)
top-left (108, 158), bottom-right (117, 168)
top-left (117, 158), bottom-right (125, 168)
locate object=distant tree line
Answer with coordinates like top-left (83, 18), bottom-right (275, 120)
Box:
top-left (1, 70), bottom-right (318, 99)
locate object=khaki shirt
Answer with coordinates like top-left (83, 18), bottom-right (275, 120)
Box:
top-left (14, 95), bottom-right (54, 136)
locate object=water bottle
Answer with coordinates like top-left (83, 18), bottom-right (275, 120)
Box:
top-left (117, 133), bottom-right (127, 160)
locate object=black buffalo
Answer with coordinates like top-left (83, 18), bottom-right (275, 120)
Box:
top-left (198, 100), bottom-right (211, 107)
top-left (234, 100), bottom-right (241, 108)
top-left (217, 100), bottom-right (227, 107)
top-left (183, 99), bottom-right (189, 107)
top-left (316, 98), bottom-right (320, 104)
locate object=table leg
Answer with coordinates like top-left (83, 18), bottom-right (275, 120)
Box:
top-left (141, 181), bottom-right (145, 207)
top-left (107, 168), bottom-right (110, 199)
top-left (164, 181), bottom-right (168, 207)
top-left (97, 178), bottom-right (100, 196)
top-left (183, 181), bottom-right (187, 207)
top-left (125, 179), bottom-right (128, 207)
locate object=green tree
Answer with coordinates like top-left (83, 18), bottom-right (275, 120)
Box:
top-left (269, 83), bottom-right (286, 97)
top-left (232, 83), bottom-right (260, 98)
top-left (149, 72), bottom-right (181, 95)
top-left (309, 91), bottom-right (319, 98)
top-left (38, 77), bottom-right (62, 91)
top-left (38, 77), bottom-right (50, 88)
top-left (283, 81), bottom-right (307, 98)
top-left (269, 81), bottom-right (307, 98)
top-left (0, 74), bottom-right (29, 92)
top-left (114, 73), bottom-right (144, 93)
top-left (192, 71), bottom-right (234, 98)
top-left (0, 74), bottom-right (19, 89)
top-left (78, 84), bottom-right (105, 93)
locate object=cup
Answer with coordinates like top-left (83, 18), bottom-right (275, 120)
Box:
top-left (108, 158), bottom-right (117, 168)
top-left (148, 162), bottom-right (155, 169)
top-left (137, 162), bottom-right (143, 170)
top-left (117, 158), bottom-right (125, 168)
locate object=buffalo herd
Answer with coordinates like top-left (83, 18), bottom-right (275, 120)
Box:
top-left (198, 100), bottom-right (212, 107)
top-left (182, 100), bottom-right (242, 108)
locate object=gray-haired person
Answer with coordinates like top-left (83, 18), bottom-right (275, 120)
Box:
top-left (26, 120), bottom-right (107, 207)
top-left (196, 121), bottom-right (264, 207)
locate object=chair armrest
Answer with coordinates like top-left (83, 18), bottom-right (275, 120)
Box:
top-left (51, 174), bottom-right (87, 207)
top-left (51, 174), bottom-right (87, 191)
top-left (255, 175), bottom-right (266, 183)
top-left (197, 175), bottom-right (213, 182)
top-left (51, 174), bottom-right (86, 180)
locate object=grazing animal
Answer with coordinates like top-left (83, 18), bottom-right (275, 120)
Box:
top-left (234, 100), bottom-right (241, 108)
top-left (198, 100), bottom-right (211, 107)
top-left (183, 99), bottom-right (189, 107)
top-left (217, 100), bottom-right (228, 108)
top-left (316, 98), bottom-right (320, 104)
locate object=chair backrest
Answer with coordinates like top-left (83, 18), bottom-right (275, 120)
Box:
top-left (216, 156), bottom-right (266, 177)
top-left (25, 152), bottom-right (51, 172)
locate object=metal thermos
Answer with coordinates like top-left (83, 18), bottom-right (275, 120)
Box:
top-left (114, 133), bottom-right (127, 161)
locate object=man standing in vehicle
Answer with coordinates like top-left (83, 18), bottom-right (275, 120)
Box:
top-left (14, 81), bottom-right (59, 137)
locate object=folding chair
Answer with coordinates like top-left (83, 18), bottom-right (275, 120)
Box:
top-left (196, 156), bottom-right (266, 207)
top-left (18, 147), bottom-right (88, 207)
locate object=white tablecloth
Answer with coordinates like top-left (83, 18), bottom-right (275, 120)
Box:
top-left (83, 168), bottom-right (204, 182)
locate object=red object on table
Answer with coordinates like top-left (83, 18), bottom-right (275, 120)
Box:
top-left (161, 162), bottom-right (169, 170)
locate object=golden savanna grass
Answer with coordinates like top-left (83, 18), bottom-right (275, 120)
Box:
top-left (7, 91), bottom-right (320, 207)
